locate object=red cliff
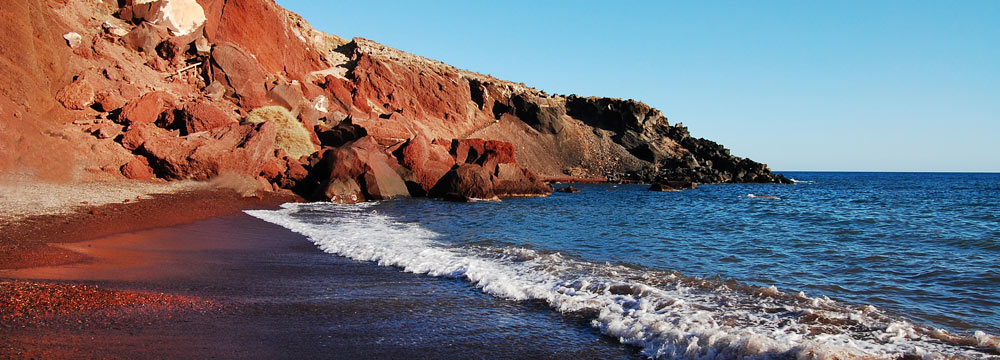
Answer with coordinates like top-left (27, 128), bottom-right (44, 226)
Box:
top-left (0, 0), bottom-right (787, 202)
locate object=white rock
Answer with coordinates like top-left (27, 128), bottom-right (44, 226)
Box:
top-left (63, 32), bottom-right (82, 48)
top-left (102, 21), bottom-right (129, 37)
top-left (149, 0), bottom-right (207, 36)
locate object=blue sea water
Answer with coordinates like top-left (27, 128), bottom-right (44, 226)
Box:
top-left (248, 172), bottom-right (1000, 358)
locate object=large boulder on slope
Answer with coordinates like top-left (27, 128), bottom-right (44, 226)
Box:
top-left (55, 76), bottom-right (95, 110)
top-left (209, 42), bottom-right (268, 109)
top-left (181, 100), bottom-right (233, 134)
top-left (120, 91), bottom-right (172, 125)
top-left (142, 121), bottom-right (276, 180)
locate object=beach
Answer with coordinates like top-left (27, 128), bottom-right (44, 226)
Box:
top-left (0, 189), bottom-right (638, 359)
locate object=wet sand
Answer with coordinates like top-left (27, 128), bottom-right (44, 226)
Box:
top-left (2, 211), bottom-right (639, 359)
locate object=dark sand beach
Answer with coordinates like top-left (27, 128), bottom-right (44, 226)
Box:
top-left (1, 195), bottom-right (638, 359)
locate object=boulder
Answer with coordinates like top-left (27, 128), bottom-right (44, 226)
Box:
top-left (449, 138), bottom-right (486, 164)
top-left (121, 122), bottom-right (170, 151)
top-left (556, 186), bottom-right (581, 193)
top-left (63, 32), bottom-right (82, 48)
top-left (397, 135), bottom-right (456, 194)
top-left (429, 163), bottom-right (497, 202)
top-left (210, 42), bottom-right (268, 109)
top-left (120, 91), bottom-right (171, 125)
top-left (150, 0), bottom-right (207, 36)
top-left (94, 90), bottom-right (126, 112)
top-left (121, 0), bottom-right (206, 36)
top-left (181, 100), bottom-right (233, 134)
top-left (122, 22), bottom-right (171, 53)
top-left (309, 137), bottom-right (409, 202)
top-left (316, 121), bottom-right (368, 147)
top-left (260, 158), bottom-right (283, 182)
top-left (491, 163), bottom-right (551, 197)
top-left (55, 76), bottom-right (95, 110)
top-left (121, 156), bottom-right (155, 180)
top-left (143, 121), bottom-right (276, 180)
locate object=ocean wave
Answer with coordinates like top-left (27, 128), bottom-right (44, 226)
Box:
top-left (246, 203), bottom-right (998, 359)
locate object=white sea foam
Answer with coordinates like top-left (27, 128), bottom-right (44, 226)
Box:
top-left (246, 203), bottom-right (997, 359)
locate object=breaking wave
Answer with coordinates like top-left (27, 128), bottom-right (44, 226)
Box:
top-left (247, 202), bottom-right (998, 359)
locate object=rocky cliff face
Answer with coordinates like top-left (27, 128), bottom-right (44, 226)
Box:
top-left (0, 0), bottom-right (787, 202)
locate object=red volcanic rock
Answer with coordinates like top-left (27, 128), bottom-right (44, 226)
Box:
top-left (260, 158), bottom-right (283, 181)
top-left (181, 101), bottom-right (233, 134)
top-left (199, 0), bottom-right (325, 80)
top-left (209, 42), bottom-right (268, 109)
top-left (119, 0), bottom-right (164, 24)
top-left (310, 136), bottom-right (409, 202)
top-left (429, 163), bottom-right (497, 202)
top-left (121, 156), bottom-right (155, 180)
top-left (122, 22), bottom-right (170, 54)
top-left (483, 140), bottom-right (516, 164)
top-left (121, 122), bottom-right (170, 151)
top-left (55, 76), bottom-right (95, 110)
top-left (143, 121), bottom-right (276, 180)
top-left (350, 52), bottom-right (478, 138)
top-left (94, 89), bottom-right (126, 112)
top-left (398, 135), bottom-right (455, 194)
top-left (120, 91), bottom-right (171, 125)
top-left (450, 138), bottom-right (487, 164)
top-left (318, 75), bottom-right (355, 116)
top-left (491, 163), bottom-right (551, 197)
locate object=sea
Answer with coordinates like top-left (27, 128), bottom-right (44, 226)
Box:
top-left (247, 172), bottom-right (1000, 359)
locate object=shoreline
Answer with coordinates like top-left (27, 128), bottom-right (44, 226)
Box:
top-left (1, 201), bottom-right (638, 359)
top-left (0, 188), bottom-right (301, 270)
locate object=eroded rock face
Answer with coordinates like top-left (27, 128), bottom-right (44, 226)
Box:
top-left (409, 138), bottom-right (551, 201)
top-left (209, 42), bottom-right (268, 109)
top-left (309, 136), bottom-right (410, 203)
top-left (143, 121), bottom-right (276, 180)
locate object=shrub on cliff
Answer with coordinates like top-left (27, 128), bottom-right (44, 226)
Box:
top-left (243, 106), bottom-right (317, 160)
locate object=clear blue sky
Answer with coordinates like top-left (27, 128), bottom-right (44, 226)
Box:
top-left (277, 1), bottom-right (999, 172)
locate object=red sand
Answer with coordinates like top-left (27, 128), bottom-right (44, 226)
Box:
top-left (0, 189), bottom-right (300, 269)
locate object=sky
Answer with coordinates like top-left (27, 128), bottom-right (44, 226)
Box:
top-left (276, 1), bottom-right (999, 172)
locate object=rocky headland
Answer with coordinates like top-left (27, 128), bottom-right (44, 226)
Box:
top-left (1, 0), bottom-right (789, 205)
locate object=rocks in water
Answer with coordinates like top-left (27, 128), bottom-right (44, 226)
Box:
top-left (423, 139), bottom-right (550, 202)
top-left (396, 135), bottom-right (455, 195)
top-left (429, 164), bottom-right (498, 202)
top-left (143, 121), bottom-right (276, 180)
top-left (309, 136), bottom-right (410, 203)
top-left (649, 180), bottom-right (697, 192)
top-left (556, 186), bottom-right (582, 193)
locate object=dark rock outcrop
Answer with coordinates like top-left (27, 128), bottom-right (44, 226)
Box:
top-left (308, 136), bottom-right (410, 203)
